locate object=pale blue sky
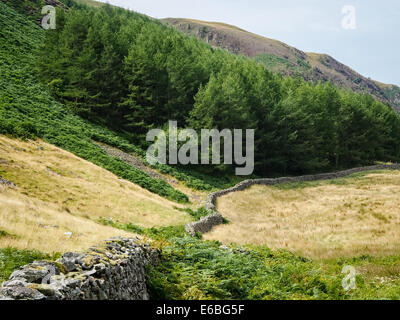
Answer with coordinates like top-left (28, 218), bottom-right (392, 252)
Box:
top-left (99, 0), bottom-right (400, 86)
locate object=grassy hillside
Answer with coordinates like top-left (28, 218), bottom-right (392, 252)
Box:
top-left (163, 18), bottom-right (398, 112)
top-left (377, 83), bottom-right (400, 113)
top-left (73, 0), bottom-right (104, 7)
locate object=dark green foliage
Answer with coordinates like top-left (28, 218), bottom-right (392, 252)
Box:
top-left (121, 23), bottom-right (213, 135)
top-left (0, 119), bottom-right (38, 140)
top-left (2, 0), bottom-right (45, 21)
top-left (192, 69), bottom-right (400, 176)
top-left (0, 230), bottom-right (12, 238)
top-left (37, 4), bottom-right (217, 139)
top-left (0, 2), bottom-right (188, 203)
top-left (0, 247), bottom-right (60, 284)
top-left (142, 225), bottom-right (188, 241)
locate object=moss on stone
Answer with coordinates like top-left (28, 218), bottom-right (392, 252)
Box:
top-left (27, 283), bottom-right (55, 296)
top-left (49, 261), bottom-right (68, 274)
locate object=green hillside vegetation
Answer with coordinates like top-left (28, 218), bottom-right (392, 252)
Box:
top-left (147, 236), bottom-right (400, 300)
top-left (254, 53), bottom-right (312, 77)
top-left (38, 4), bottom-right (400, 177)
top-left (380, 84), bottom-right (400, 113)
top-left (2, 0), bottom-right (47, 21)
top-left (0, 248), bottom-right (60, 284)
top-left (0, 1), bottom-right (188, 203)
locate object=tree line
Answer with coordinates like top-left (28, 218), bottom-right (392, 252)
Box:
top-left (37, 4), bottom-right (400, 176)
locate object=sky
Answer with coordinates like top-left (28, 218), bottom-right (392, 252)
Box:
top-left (98, 0), bottom-right (400, 86)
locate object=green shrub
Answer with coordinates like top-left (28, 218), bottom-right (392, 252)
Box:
top-left (99, 217), bottom-right (189, 240)
top-left (173, 207), bottom-right (211, 221)
top-left (0, 247), bottom-right (60, 284)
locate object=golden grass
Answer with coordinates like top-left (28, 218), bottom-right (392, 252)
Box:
top-left (0, 186), bottom-right (134, 253)
top-left (0, 136), bottom-right (191, 253)
top-left (204, 171), bottom-right (400, 259)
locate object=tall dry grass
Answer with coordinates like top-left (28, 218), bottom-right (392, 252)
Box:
top-left (204, 171), bottom-right (400, 259)
top-left (0, 136), bottom-right (191, 253)
top-left (0, 186), bottom-right (134, 253)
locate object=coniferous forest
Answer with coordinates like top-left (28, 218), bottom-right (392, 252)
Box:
top-left (37, 5), bottom-right (400, 177)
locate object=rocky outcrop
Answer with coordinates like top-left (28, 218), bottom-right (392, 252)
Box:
top-left (0, 176), bottom-right (16, 188)
top-left (0, 237), bottom-right (160, 300)
top-left (186, 164), bottom-right (400, 235)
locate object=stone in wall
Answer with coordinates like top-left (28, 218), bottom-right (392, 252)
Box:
top-left (0, 175), bottom-right (16, 188)
top-left (0, 237), bottom-right (160, 300)
top-left (185, 213), bottom-right (225, 236)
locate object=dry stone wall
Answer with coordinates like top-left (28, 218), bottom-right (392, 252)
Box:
top-left (185, 213), bottom-right (224, 235)
top-left (0, 175), bottom-right (16, 188)
top-left (0, 237), bottom-right (160, 300)
top-left (186, 164), bottom-right (400, 235)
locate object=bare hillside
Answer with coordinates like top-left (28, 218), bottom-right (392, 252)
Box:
top-left (0, 136), bottom-right (191, 253)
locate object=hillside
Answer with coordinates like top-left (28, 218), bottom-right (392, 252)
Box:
top-left (0, 1), bottom-right (195, 203)
top-left (163, 18), bottom-right (400, 113)
top-left (0, 135), bottom-right (191, 253)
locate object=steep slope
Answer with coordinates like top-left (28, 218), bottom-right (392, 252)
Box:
top-left (0, 2), bottom-right (188, 203)
top-left (1, 0), bottom-right (68, 22)
top-left (163, 18), bottom-right (399, 112)
top-left (0, 135), bottom-right (191, 253)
